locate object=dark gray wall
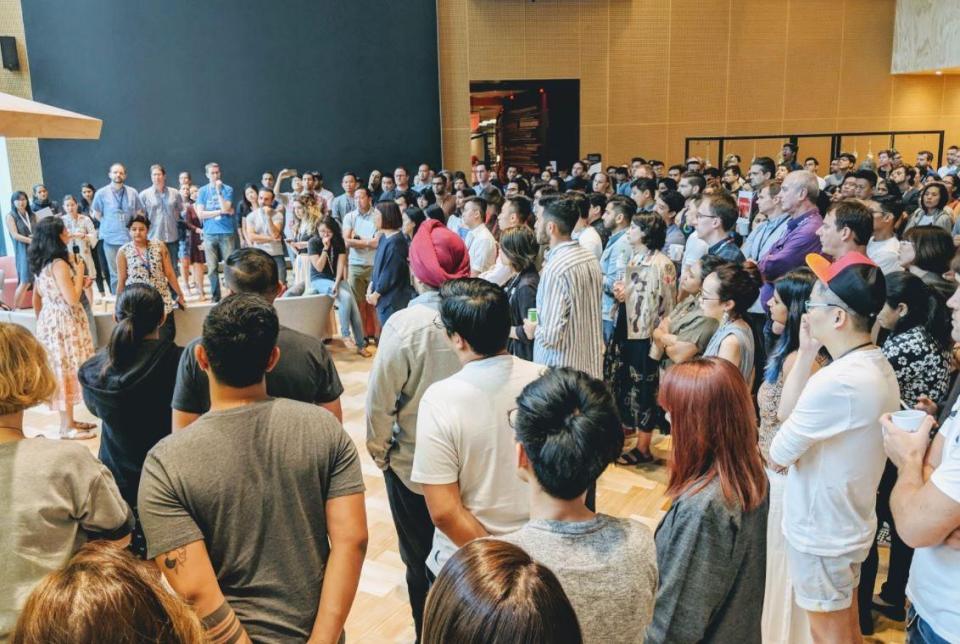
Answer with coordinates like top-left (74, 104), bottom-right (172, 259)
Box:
top-left (22, 1), bottom-right (440, 195)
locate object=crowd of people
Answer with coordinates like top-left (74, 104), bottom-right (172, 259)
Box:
top-left (2, 143), bottom-right (960, 643)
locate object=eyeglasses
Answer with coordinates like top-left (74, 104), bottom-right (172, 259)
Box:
top-left (698, 294), bottom-right (721, 303)
top-left (804, 300), bottom-right (849, 313)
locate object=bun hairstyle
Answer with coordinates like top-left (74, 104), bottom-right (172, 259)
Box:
top-left (713, 261), bottom-right (762, 316)
top-left (103, 284), bottom-right (164, 375)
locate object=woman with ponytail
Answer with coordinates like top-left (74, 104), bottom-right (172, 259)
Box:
top-left (78, 283), bottom-right (182, 557)
top-left (857, 271), bottom-right (952, 630)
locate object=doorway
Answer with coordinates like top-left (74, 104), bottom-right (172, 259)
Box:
top-left (469, 79), bottom-right (579, 180)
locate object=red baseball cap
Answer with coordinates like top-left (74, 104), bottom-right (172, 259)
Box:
top-left (805, 251), bottom-right (886, 319)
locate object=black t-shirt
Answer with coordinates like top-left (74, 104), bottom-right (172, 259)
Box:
top-left (307, 235), bottom-right (344, 282)
top-left (171, 325), bottom-right (344, 414)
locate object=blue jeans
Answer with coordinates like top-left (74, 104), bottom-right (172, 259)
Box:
top-left (103, 242), bottom-right (123, 293)
top-left (603, 319), bottom-right (615, 344)
top-left (907, 607), bottom-right (950, 644)
top-left (311, 277), bottom-right (365, 347)
top-left (204, 233), bottom-right (237, 302)
top-left (163, 241), bottom-right (180, 277)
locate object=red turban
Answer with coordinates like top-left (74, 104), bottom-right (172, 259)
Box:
top-left (409, 219), bottom-right (470, 288)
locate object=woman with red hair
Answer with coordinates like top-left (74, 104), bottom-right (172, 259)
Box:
top-left (646, 357), bottom-right (768, 644)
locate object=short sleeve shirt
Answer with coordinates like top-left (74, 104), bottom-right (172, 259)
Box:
top-left (138, 398), bottom-right (364, 642)
top-left (1, 439), bottom-right (133, 638)
top-left (171, 326), bottom-right (343, 414)
top-left (196, 183), bottom-right (236, 235)
top-left (308, 236), bottom-right (344, 282)
top-left (906, 401), bottom-right (960, 642)
top-left (342, 208), bottom-right (378, 266)
top-left (92, 185), bottom-right (144, 245)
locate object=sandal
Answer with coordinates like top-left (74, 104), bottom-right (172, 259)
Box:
top-left (72, 421), bottom-right (97, 431)
top-left (357, 347), bottom-right (372, 358)
top-left (60, 428), bottom-right (96, 440)
top-left (616, 448), bottom-right (655, 466)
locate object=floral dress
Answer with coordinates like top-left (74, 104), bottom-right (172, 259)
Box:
top-left (603, 250), bottom-right (676, 430)
top-left (120, 241), bottom-right (174, 314)
top-left (35, 260), bottom-right (94, 410)
top-left (882, 325), bottom-right (950, 407)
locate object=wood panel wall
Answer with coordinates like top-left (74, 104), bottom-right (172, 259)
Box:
top-left (438, 0), bottom-right (960, 173)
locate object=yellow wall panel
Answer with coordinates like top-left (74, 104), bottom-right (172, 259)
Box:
top-left (437, 0), bottom-right (958, 172)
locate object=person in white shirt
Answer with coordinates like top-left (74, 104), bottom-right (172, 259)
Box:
top-left (866, 198), bottom-right (903, 275)
top-left (770, 251), bottom-right (899, 643)
top-left (412, 278), bottom-right (543, 576)
top-left (572, 199), bottom-right (603, 261)
top-left (678, 173), bottom-right (708, 278)
top-left (462, 196), bottom-right (496, 276)
top-left (480, 196), bottom-right (533, 286)
top-left (878, 269), bottom-right (960, 643)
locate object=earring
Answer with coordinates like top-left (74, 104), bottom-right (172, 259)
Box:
top-left (721, 311), bottom-right (730, 325)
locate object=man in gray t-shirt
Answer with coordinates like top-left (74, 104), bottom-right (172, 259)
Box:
top-left (139, 294), bottom-right (366, 643)
top-left (497, 368), bottom-right (657, 644)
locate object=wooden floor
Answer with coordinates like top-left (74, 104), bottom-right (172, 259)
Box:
top-left (24, 330), bottom-right (906, 643)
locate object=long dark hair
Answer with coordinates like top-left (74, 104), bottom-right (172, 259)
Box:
top-left (317, 216), bottom-right (346, 254)
top-left (764, 268), bottom-right (817, 384)
top-left (9, 190), bottom-right (32, 216)
top-left (102, 284), bottom-right (165, 375)
top-left (79, 183), bottom-right (96, 213)
top-left (28, 217), bottom-right (68, 276)
top-left (884, 271), bottom-right (952, 349)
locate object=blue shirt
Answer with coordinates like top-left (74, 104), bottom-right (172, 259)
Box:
top-left (92, 184), bottom-right (144, 246)
top-left (139, 186), bottom-right (184, 243)
top-left (599, 229), bottom-right (632, 322)
top-left (197, 183), bottom-right (236, 235)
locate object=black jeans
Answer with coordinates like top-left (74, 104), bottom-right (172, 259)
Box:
top-left (383, 468), bottom-right (435, 642)
top-left (93, 240), bottom-right (110, 294)
top-left (859, 459), bottom-right (913, 632)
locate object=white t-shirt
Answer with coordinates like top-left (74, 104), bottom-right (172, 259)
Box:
top-left (907, 399), bottom-right (960, 641)
top-left (866, 237), bottom-right (902, 276)
top-left (479, 253), bottom-right (515, 286)
top-left (247, 208), bottom-right (285, 257)
top-left (574, 225), bottom-right (603, 261)
top-left (466, 224), bottom-right (497, 274)
top-left (412, 354), bottom-right (543, 574)
top-left (681, 233), bottom-right (708, 272)
top-left (770, 348), bottom-right (899, 556)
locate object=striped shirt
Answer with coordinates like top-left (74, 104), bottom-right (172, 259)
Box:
top-left (534, 240), bottom-right (604, 378)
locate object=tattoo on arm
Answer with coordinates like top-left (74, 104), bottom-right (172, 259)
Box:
top-left (201, 601), bottom-right (246, 644)
top-left (162, 547), bottom-right (187, 574)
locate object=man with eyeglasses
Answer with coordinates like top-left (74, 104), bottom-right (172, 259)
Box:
top-left (757, 170), bottom-right (823, 311)
top-left (430, 173), bottom-right (456, 217)
top-left (770, 251), bottom-right (899, 644)
top-left (365, 220), bottom-right (470, 639)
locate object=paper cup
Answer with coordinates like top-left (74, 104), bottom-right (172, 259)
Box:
top-left (891, 410), bottom-right (927, 433)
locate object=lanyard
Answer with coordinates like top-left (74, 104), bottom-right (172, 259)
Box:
top-left (112, 187), bottom-right (127, 211)
top-left (133, 244), bottom-right (152, 274)
top-left (757, 216), bottom-right (789, 253)
top-left (17, 211), bottom-right (31, 234)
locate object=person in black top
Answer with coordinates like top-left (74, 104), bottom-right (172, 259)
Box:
top-left (171, 247), bottom-right (344, 428)
top-left (79, 283), bottom-right (182, 556)
top-left (308, 216), bottom-right (369, 355)
top-left (501, 226), bottom-right (540, 360)
top-left (368, 202), bottom-right (415, 325)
